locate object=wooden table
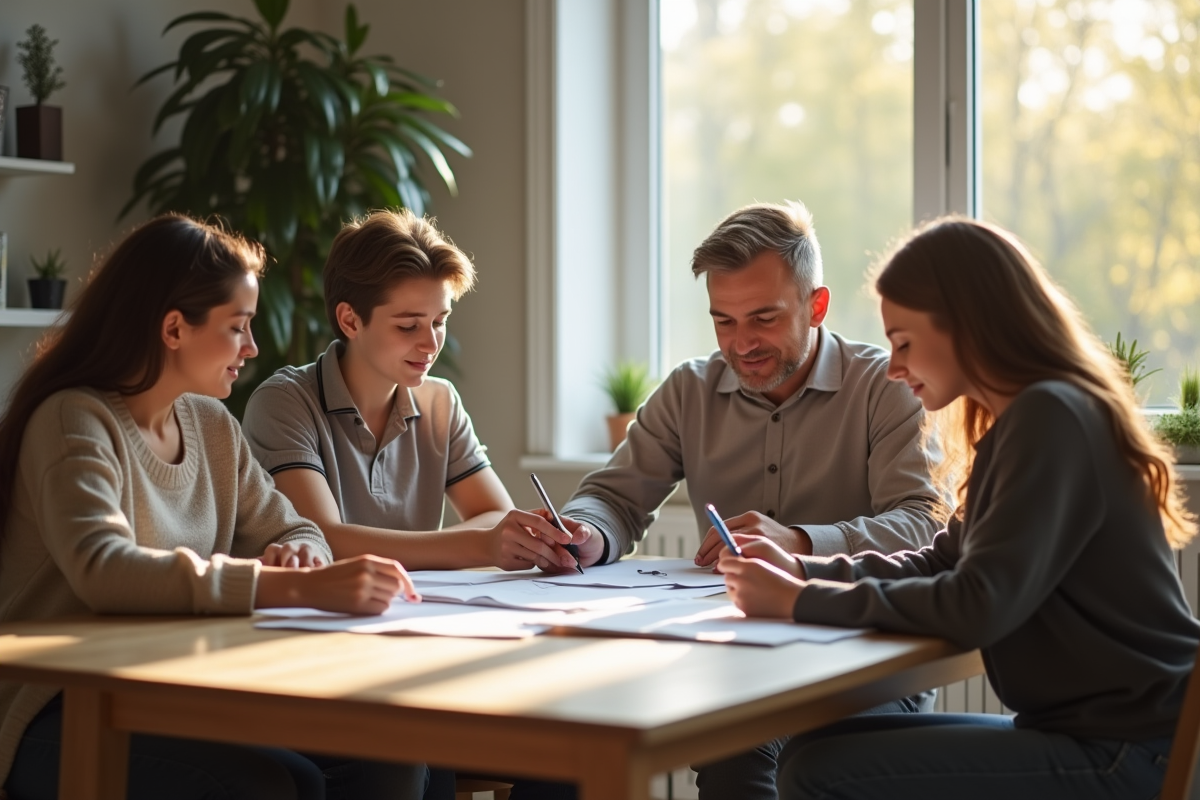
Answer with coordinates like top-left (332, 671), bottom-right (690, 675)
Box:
top-left (0, 616), bottom-right (982, 800)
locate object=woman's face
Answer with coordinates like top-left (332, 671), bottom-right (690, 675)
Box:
top-left (173, 272), bottom-right (260, 399)
top-left (881, 298), bottom-right (970, 412)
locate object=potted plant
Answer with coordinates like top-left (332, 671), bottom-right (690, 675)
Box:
top-left (1107, 332), bottom-right (1160, 397)
top-left (1155, 369), bottom-right (1200, 465)
top-left (124, 0), bottom-right (470, 416)
top-left (28, 248), bottom-right (67, 309)
top-left (601, 361), bottom-right (657, 451)
top-left (15, 24), bottom-right (66, 161)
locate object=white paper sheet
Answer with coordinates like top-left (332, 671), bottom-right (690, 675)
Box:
top-left (409, 568), bottom-right (541, 587)
top-left (256, 601), bottom-right (557, 639)
top-left (418, 582), bottom-right (725, 612)
top-left (533, 558), bottom-right (726, 589)
top-left (550, 599), bottom-right (870, 646)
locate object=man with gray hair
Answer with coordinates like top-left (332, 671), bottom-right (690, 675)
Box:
top-left (553, 201), bottom-right (942, 799)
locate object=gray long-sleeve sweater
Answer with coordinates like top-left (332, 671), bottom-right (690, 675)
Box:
top-left (794, 380), bottom-right (1200, 741)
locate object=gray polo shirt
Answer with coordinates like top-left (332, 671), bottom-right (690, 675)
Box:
top-left (241, 340), bottom-right (490, 531)
top-left (561, 326), bottom-right (942, 564)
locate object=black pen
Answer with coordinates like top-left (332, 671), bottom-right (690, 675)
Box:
top-left (529, 473), bottom-right (584, 574)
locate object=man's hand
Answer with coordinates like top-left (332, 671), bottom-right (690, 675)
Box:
top-left (488, 509), bottom-right (584, 572)
top-left (259, 541), bottom-right (327, 568)
top-left (695, 511), bottom-right (812, 567)
top-left (719, 555), bottom-right (805, 619)
top-left (526, 510), bottom-right (605, 570)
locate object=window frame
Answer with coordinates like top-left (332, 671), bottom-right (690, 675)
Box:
top-left (523, 0), bottom-right (977, 463)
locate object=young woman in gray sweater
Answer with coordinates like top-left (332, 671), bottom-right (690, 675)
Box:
top-left (0, 215), bottom-right (423, 800)
top-left (720, 217), bottom-right (1200, 799)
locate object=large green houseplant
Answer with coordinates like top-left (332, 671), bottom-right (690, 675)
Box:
top-left (124, 0), bottom-right (470, 413)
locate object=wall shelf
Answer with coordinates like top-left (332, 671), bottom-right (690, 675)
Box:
top-left (1179, 465), bottom-right (1200, 483)
top-left (0, 309), bottom-right (66, 328)
top-left (0, 157), bottom-right (76, 177)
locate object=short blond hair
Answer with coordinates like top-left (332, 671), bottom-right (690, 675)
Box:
top-left (324, 209), bottom-right (476, 339)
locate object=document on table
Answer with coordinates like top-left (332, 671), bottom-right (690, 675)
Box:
top-left (550, 599), bottom-right (870, 646)
top-left (408, 559), bottom-right (726, 590)
top-left (418, 582), bottom-right (725, 612)
top-left (256, 601), bottom-right (557, 639)
top-left (533, 558), bottom-right (726, 589)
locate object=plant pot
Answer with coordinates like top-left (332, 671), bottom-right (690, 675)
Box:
top-left (606, 412), bottom-right (637, 452)
top-left (1176, 444), bottom-right (1200, 465)
top-left (16, 105), bottom-right (63, 161)
top-left (28, 278), bottom-right (66, 310)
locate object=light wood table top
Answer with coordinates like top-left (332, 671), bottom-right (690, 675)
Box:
top-left (0, 615), bottom-right (983, 800)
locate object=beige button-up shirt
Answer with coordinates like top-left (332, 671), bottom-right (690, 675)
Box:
top-left (242, 340), bottom-right (490, 532)
top-left (562, 327), bottom-right (942, 563)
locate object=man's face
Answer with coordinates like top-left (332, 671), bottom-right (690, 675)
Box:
top-left (706, 250), bottom-right (821, 401)
top-left (344, 278), bottom-right (453, 389)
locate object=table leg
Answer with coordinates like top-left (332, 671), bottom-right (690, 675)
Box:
top-left (59, 687), bottom-right (129, 800)
top-left (577, 744), bottom-right (650, 800)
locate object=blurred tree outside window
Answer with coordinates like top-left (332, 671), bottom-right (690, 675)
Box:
top-left (981, 0), bottom-right (1200, 406)
top-left (661, 0), bottom-right (915, 369)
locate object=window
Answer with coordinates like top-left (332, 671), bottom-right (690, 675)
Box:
top-left (661, 0), bottom-right (915, 365)
top-left (980, 0), bottom-right (1200, 405)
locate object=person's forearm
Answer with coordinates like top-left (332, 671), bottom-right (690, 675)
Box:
top-left (255, 567), bottom-right (305, 608)
top-left (445, 509), bottom-right (507, 531)
top-left (321, 522), bottom-right (493, 570)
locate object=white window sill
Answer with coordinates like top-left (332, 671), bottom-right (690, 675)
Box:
top-left (519, 453), bottom-right (611, 472)
top-left (1178, 464), bottom-right (1200, 482)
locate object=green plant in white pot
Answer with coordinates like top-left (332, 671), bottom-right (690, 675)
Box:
top-left (1156, 368), bottom-right (1200, 465)
top-left (601, 361), bottom-right (657, 451)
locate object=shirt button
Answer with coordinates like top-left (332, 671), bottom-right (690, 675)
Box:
top-left (772, 413), bottom-right (780, 422)
top-left (767, 509), bottom-right (776, 518)
top-left (354, 418), bottom-right (363, 426)
top-left (768, 464), bottom-right (778, 473)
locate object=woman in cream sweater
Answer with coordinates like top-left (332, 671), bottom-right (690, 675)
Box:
top-left (0, 215), bottom-right (424, 800)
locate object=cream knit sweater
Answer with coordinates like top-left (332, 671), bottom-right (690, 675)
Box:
top-left (0, 388), bottom-right (332, 782)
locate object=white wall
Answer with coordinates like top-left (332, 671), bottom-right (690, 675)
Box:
top-left (0, 0), bottom-right (320, 400)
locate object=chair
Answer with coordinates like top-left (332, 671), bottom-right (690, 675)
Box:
top-left (454, 776), bottom-right (513, 800)
top-left (1162, 642), bottom-right (1200, 799)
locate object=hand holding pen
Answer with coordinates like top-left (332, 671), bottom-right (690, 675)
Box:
top-left (530, 473), bottom-right (585, 574)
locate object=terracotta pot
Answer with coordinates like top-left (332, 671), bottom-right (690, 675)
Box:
top-left (606, 412), bottom-right (637, 451)
top-left (17, 105), bottom-right (63, 161)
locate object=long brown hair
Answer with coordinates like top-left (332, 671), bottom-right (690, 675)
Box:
top-left (876, 216), bottom-right (1195, 548)
top-left (0, 214), bottom-right (265, 528)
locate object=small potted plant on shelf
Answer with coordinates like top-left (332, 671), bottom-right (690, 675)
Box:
top-left (1155, 368), bottom-right (1200, 465)
top-left (15, 24), bottom-right (66, 161)
top-left (601, 361), bottom-right (657, 451)
top-left (28, 248), bottom-right (67, 309)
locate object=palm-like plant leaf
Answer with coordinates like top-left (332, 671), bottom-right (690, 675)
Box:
top-left (124, 0), bottom-right (469, 417)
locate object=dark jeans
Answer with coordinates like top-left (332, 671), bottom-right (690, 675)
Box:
top-left (777, 712), bottom-right (1172, 800)
top-left (425, 768), bottom-right (576, 800)
top-left (5, 695), bottom-right (427, 800)
top-left (694, 692), bottom-right (934, 800)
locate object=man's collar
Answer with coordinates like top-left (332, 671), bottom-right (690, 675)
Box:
top-left (716, 326), bottom-right (843, 399)
top-left (316, 339), bottom-right (420, 420)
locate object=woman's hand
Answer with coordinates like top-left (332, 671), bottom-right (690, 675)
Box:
top-left (717, 535), bottom-right (804, 578)
top-left (259, 541), bottom-right (326, 568)
top-left (719, 555), bottom-right (806, 619)
top-left (257, 555), bottom-right (419, 615)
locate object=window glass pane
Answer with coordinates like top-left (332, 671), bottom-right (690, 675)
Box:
top-left (661, 0), bottom-right (914, 368)
top-left (980, 0), bottom-right (1200, 405)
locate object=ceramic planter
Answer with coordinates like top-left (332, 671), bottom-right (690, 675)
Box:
top-left (606, 412), bottom-right (637, 452)
top-left (1176, 444), bottom-right (1200, 465)
top-left (16, 105), bottom-right (63, 161)
top-left (28, 278), bottom-right (66, 310)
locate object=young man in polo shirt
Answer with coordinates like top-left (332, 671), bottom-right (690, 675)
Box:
top-left (242, 210), bottom-right (581, 573)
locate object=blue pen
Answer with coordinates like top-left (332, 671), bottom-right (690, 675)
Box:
top-left (530, 473), bottom-right (584, 574)
top-left (704, 503), bottom-right (743, 556)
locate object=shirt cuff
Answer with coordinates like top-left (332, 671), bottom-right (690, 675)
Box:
top-left (792, 523), bottom-right (850, 558)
